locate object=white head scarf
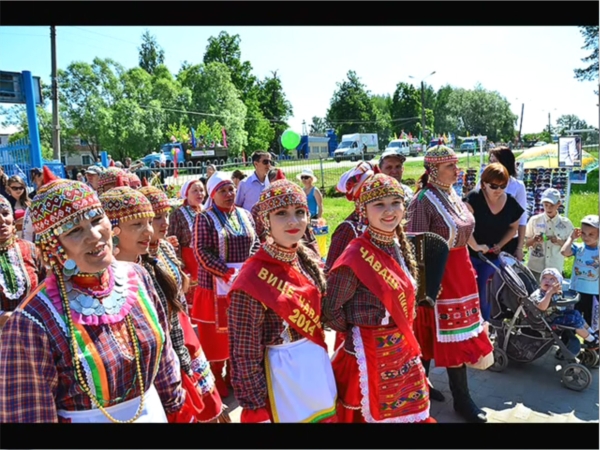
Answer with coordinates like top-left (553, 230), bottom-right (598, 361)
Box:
top-left (205, 171), bottom-right (234, 209)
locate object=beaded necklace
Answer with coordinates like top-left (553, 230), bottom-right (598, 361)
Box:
top-left (56, 270), bottom-right (146, 423)
top-left (0, 238), bottom-right (29, 301)
top-left (431, 183), bottom-right (468, 221)
top-left (212, 206), bottom-right (247, 237)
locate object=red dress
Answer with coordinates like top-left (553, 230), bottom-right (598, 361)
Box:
top-left (406, 185), bottom-right (493, 367)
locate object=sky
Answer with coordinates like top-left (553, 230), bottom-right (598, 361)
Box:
top-left (0, 26), bottom-right (598, 137)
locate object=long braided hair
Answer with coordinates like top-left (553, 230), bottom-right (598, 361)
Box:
top-left (395, 223), bottom-right (418, 281)
top-left (296, 241), bottom-right (326, 294)
top-left (141, 253), bottom-right (186, 315)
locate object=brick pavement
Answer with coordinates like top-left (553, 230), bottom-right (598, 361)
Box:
top-left (223, 330), bottom-right (599, 423)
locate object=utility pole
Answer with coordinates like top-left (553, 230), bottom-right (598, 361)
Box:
top-left (51, 26), bottom-right (61, 161)
top-left (548, 112), bottom-right (552, 134)
top-left (518, 103), bottom-right (524, 145)
top-left (420, 81), bottom-right (426, 139)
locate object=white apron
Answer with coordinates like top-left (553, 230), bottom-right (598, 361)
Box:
top-left (56, 384), bottom-right (168, 423)
top-left (265, 337), bottom-right (337, 423)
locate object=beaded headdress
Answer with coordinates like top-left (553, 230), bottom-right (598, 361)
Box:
top-left (0, 194), bottom-right (12, 212)
top-left (30, 166), bottom-right (104, 267)
top-left (255, 180), bottom-right (308, 229)
top-left (99, 187), bottom-right (155, 227)
top-left (127, 172), bottom-right (142, 189)
top-left (337, 161), bottom-right (376, 201)
top-left (97, 167), bottom-right (129, 194)
top-left (424, 145), bottom-right (458, 167)
top-left (138, 185), bottom-right (171, 215)
top-left (357, 173), bottom-right (405, 222)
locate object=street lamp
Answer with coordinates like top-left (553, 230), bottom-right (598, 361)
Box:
top-left (409, 71), bottom-right (436, 140)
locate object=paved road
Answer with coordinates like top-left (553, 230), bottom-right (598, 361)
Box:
top-left (223, 329), bottom-right (598, 423)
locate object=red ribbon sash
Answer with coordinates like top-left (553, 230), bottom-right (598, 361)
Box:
top-left (331, 233), bottom-right (421, 359)
top-left (229, 248), bottom-right (327, 351)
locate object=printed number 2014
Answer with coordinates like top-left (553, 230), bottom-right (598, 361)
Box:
top-left (289, 309), bottom-right (316, 336)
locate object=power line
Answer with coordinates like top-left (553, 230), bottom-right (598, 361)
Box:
top-left (141, 105), bottom-right (421, 126)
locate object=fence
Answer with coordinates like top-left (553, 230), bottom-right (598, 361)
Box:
top-left (132, 155), bottom-right (367, 195)
top-left (0, 138), bottom-right (33, 186)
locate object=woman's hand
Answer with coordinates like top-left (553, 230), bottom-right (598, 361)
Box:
top-left (478, 244), bottom-right (490, 254)
top-left (166, 235), bottom-right (180, 251)
top-left (0, 312), bottom-right (12, 328)
top-left (490, 244), bottom-right (502, 254)
top-left (514, 247), bottom-right (524, 261)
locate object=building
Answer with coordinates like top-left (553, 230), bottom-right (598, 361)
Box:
top-left (59, 137), bottom-right (98, 167)
top-left (297, 135), bottom-right (331, 159)
top-left (0, 124), bottom-right (20, 147)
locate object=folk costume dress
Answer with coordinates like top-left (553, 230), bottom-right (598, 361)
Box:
top-left (324, 174), bottom-right (433, 424)
top-left (228, 180), bottom-right (337, 423)
top-left (0, 195), bottom-right (45, 318)
top-left (167, 180), bottom-right (203, 307)
top-left (0, 169), bottom-right (191, 423)
top-left (190, 172), bottom-right (259, 396)
top-left (139, 185), bottom-right (227, 423)
top-left (324, 162), bottom-right (374, 351)
top-left (405, 148), bottom-right (493, 369)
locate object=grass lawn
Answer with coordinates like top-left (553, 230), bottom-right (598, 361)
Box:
top-left (322, 165), bottom-right (598, 279)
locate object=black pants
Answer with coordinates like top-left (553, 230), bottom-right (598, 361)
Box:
top-left (575, 292), bottom-right (596, 327)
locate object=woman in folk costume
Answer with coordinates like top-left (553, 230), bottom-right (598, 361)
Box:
top-left (139, 185), bottom-right (230, 423)
top-left (0, 167), bottom-right (193, 423)
top-left (405, 145), bottom-right (493, 423)
top-left (190, 171), bottom-right (259, 398)
top-left (127, 172), bottom-right (142, 189)
top-left (323, 162), bottom-right (375, 353)
top-left (324, 174), bottom-right (435, 424)
top-left (251, 169), bottom-right (321, 257)
top-left (228, 180), bottom-right (337, 423)
top-left (0, 194), bottom-right (45, 329)
top-left (167, 179), bottom-right (206, 307)
top-left (96, 167), bottom-right (130, 195)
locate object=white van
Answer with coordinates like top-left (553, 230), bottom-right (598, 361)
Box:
top-left (384, 139), bottom-right (411, 156)
top-left (333, 133), bottom-right (379, 162)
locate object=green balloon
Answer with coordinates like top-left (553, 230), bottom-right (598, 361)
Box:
top-left (281, 129), bottom-right (301, 150)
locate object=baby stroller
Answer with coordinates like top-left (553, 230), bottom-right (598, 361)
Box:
top-left (479, 252), bottom-right (595, 392)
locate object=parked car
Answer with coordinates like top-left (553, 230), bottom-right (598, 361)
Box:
top-left (459, 142), bottom-right (477, 154)
top-left (409, 143), bottom-right (423, 156)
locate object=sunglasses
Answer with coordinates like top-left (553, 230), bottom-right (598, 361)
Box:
top-left (9, 186), bottom-right (24, 191)
top-left (487, 182), bottom-right (507, 190)
top-left (260, 160), bottom-right (273, 166)
top-left (300, 176), bottom-right (311, 180)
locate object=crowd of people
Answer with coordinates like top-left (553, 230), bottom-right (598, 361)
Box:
top-left (0, 144), bottom-right (596, 423)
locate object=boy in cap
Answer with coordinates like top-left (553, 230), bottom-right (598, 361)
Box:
top-left (525, 188), bottom-right (574, 281)
top-left (530, 268), bottom-right (598, 347)
top-left (561, 214), bottom-right (599, 332)
top-left (84, 165), bottom-right (104, 191)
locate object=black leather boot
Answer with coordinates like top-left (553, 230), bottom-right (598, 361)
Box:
top-left (422, 359), bottom-right (445, 402)
top-left (446, 365), bottom-right (487, 423)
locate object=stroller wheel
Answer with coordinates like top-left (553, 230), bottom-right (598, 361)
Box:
top-left (489, 348), bottom-right (508, 372)
top-left (561, 364), bottom-right (593, 391)
top-left (579, 349), bottom-right (600, 368)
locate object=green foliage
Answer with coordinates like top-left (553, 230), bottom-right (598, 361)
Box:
top-left (573, 26), bottom-right (599, 89)
top-left (138, 30), bottom-right (165, 75)
top-left (326, 71), bottom-right (378, 139)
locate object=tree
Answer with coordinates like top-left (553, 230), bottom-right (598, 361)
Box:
top-left (203, 31), bottom-right (256, 100)
top-left (574, 26), bottom-right (599, 93)
top-left (325, 71), bottom-right (378, 139)
top-left (309, 116), bottom-right (328, 134)
top-left (556, 114), bottom-right (589, 134)
top-left (244, 89), bottom-right (274, 154)
top-left (390, 82), bottom-right (422, 137)
top-left (371, 94), bottom-right (393, 148)
top-left (445, 85), bottom-right (517, 142)
top-left (433, 84), bottom-right (454, 135)
top-left (177, 62), bottom-right (247, 156)
top-left (138, 30), bottom-right (165, 75)
top-left (257, 71), bottom-right (293, 154)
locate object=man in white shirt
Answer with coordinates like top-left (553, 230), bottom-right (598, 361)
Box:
top-left (235, 151), bottom-right (274, 212)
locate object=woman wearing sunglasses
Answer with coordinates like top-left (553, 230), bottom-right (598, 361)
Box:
top-left (486, 147), bottom-right (528, 261)
top-left (5, 175), bottom-right (31, 238)
top-left (464, 163), bottom-right (524, 321)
